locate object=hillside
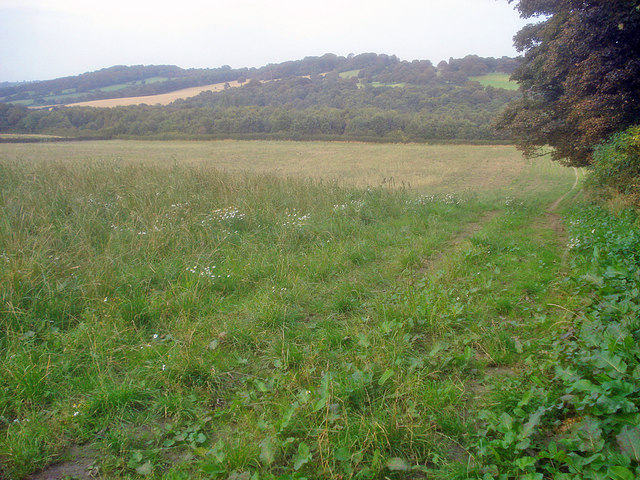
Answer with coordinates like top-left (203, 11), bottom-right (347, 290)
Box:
top-left (66, 80), bottom-right (250, 108)
top-left (0, 53), bottom-right (521, 142)
top-left (0, 53), bottom-right (519, 108)
top-left (0, 65), bottom-right (238, 107)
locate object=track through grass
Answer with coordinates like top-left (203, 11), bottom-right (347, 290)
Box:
top-left (0, 141), bottom-right (580, 479)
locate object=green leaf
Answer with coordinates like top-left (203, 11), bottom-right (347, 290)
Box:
top-left (378, 369), bottom-right (395, 386)
top-left (136, 461), bottom-right (153, 476)
top-left (519, 474), bottom-right (543, 480)
top-left (334, 447), bottom-right (350, 462)
top-left (386, 457), bottom-right (409, 471)
top-left (312, 397), bottom-right (327, 412)
top-left (293, 442), bottom-right (311, 470)
top-left (259, 437), bottom-right (276, 465)
top-left (592, 352), bottom-right (627, 376)
top-left (607, 466), bottom-right (635, 480)
top-left (228, 472), bottom-right (252, 480)
top-left (499, 412), bottom-right (514, 431)
top-left (207, 440), bottom-right (226, 463)
top-left (514, 456), bottom-right (536, 471)
top-left (577, 417), bottom-right (604, 453)
top-left (617, 425), bottom-right (640, 462)
top-left (572, 379), bottom-right (596, 392)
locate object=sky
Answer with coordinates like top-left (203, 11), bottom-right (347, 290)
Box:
top-left (0, 0), bottom-right (529, 83)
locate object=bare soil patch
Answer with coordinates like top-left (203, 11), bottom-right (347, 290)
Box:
top-left (28, 445), bottom-right (100, 480)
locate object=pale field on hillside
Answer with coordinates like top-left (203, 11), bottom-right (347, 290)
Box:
top-left (65, 80), bottom-right (247, 107)
top-left (0, 140), bottom-right (575, 195)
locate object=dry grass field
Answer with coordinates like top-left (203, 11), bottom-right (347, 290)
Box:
top-left (65, 80), bottom-right (247, 107)
top-left (0, 139), bottom-right (571, 196)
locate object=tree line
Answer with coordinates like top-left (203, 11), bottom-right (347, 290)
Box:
top-left (498, 0), bottom-right (640, 167)
top-left (0, 53), bottom-right (520, 107)
top-left (0, 68), bottom-right (518, 142)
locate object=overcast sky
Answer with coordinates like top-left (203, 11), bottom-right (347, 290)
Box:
top-left (0, 0), bottom-right (528, 82)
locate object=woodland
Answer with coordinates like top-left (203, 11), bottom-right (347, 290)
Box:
top-left (0, 54), bottom-right (520, 142)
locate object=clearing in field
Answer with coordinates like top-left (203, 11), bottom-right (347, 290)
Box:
top-left (0, 141), bottom-right (581, 479)
top-left (469, 73), bottom-right (519, 91)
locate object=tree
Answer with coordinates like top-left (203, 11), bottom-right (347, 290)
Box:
top-left (496, 0), bottom-right (640, 166)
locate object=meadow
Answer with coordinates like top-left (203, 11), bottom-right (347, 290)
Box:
top-left (0, 141), bottom-right (581, 479)
top-left (468, 73), bottom-right (519, 91)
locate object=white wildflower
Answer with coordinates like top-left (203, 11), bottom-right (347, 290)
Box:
top-left (281, 209), bottom-right (311, 228)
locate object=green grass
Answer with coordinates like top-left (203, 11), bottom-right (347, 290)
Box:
top-left (339, 70), bottom-right (360, 79)
top-left (0, 141), bottom-right (580, 478)
top-left (371, 82), bottom-right (406, 88)
top-left (473, 204), bottom-right (640, 479)
top-left (99, 77), bottom-right (172, 93)
top-left (469, 73), bottom-right (519, 91)
top-left (4, 77), bottom-right (174, 106)
top-left (6, 99), bottom-right (34, 106)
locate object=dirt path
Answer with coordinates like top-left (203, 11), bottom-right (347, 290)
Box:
top-left (545, 167), bottom-right (580, 236)
top-left (418, 210), bottom-right (499, 275)
top-left (548, 167), bottom-right (579, 213)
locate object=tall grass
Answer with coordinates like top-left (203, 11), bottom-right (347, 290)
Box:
top-left (0, 144), bottom-right (578, 479)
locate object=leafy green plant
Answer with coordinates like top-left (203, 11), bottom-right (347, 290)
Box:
top-left (588, 125), bottom-right (640, 202)
top-left (470, 205), bottom-right (640, 479)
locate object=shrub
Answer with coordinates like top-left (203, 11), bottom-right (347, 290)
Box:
top-left (588, 125), bottom-right (640, 203)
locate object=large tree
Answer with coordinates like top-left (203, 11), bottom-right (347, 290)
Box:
top-left (496, 0), bottom-right (640, 166)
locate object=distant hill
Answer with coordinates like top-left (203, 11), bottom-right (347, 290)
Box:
top-left (0, 65), bottom-right (242, 107)
top-left (0, 54), bottom-right (520, 108)
top-left (0, 53), bottom-right (522, 143)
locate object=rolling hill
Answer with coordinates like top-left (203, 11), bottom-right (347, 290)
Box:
top-left (0, 53), bottom-right (521, 143)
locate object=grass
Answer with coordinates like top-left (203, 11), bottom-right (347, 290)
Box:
top-left (0, 141), bottom-right (580, 479)
top-left (473, 203), bottom-right (640, 478)
top-left (5, 99), bottom-right (34, 106)
top-left (0, 140), bottom-right (540, 194)
top-left (469, 73), bottom-right (519, 91)
top-left (339, 70), bottom-right (360, 79)
top-left (0, 134), bottom-right (64, 139)
top-left (370, 82), bottom-right (406, 88)
top-left (99, 77), bottom-right (172, 93)
top-left (3, 78), bottom-right (174, 106)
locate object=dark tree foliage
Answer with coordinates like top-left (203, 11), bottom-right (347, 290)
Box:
top-left (0, 53), bottom-right (517, 107)
top-left (0, 103), bottom-right (28, 131)
top-left (9, 74), bottom-right (517, 142)
top-left (496, 0), bottom-right (640, 166)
